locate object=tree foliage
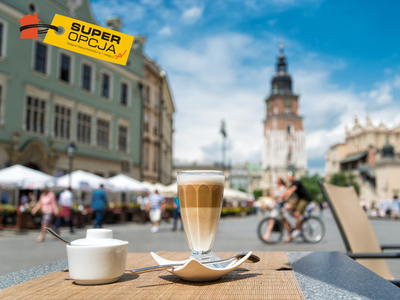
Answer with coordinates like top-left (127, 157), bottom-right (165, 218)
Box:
top-left (329, 172), bottom-right (360, 195)
top-left (299, 172), bottom-right (325, 202)
top-left (253, 189), bottom-right (263, 200)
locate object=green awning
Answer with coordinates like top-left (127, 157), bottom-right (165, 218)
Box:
top-left (340, 151), bottom-right (368, 164)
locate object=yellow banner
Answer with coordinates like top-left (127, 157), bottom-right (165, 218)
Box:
top-left (44, 14), bottom-right (134, 66)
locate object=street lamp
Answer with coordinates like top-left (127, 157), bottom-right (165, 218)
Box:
top-left (67, 142), bottom-right (77, 188)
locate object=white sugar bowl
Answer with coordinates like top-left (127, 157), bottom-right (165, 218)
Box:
top-left (66, 229), bottom-right (129, 285)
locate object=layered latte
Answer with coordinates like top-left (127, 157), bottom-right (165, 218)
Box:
top-left (178, 172), bottom-right (224, 254)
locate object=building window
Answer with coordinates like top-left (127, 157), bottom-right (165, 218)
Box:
top-left (101, 73), bottom-right (110, 98)
top-left (153, 150), bottom-right (157, 172)
top-left (82, 64), bottom-right (92, 91)
top-left (154, 92), bottom-right (158, 107)
top-left (285, 108), bottom-right (291, 115)
top-left (144, 147), bottom-right (149, 170)
top-left (34, 42), bottom-right (47, 74)
top-left (118, 125), bottom-right (128, 152)
top-left (77, 112), bottom-right (91, 144)
top-left (120, 82), bottom-right (128, 106)
top-left (153, 118), bottom-right (158, 136)
top-left (59, 53), bottom-right (71, 83)
top-left (25, 96), bottom-right (46, 134)
top-left (145, 86), bottom-right (150, 102)
top-left (54, 105), bottom-right (71, 139)
top-left (0, 22), bottom-right (4, 57)
top-left (121, 160), bottom-right (130, 173)
top-left (144, 113), bottom-right (149, 132)
top-left (96, 119), bottom-right (110, 148)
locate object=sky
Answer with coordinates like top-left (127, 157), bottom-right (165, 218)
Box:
top-left (91, 0), bottom-right (400, 174)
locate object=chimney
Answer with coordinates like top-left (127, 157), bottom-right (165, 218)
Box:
top-left (106, 17), bottom-right (122, 31)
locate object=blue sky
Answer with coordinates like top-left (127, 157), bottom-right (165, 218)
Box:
top-left (91, 0), bottom-right (400, 174)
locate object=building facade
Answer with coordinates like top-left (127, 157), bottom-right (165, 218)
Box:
top-left (261, 45), bottom-right (307, 191)
top-left (159, 72), bottom-right (175, 185)
top-left (0, 0), bottom-right (145, 178)
top-left (325, 117), bottom-right (400, 202)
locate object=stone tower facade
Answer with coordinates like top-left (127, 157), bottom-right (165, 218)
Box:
top-left (261, 44), bottom-right (307, 191)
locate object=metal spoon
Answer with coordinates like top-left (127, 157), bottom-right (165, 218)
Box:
top-left (44, 227), bottom-right (71, 245)
top-left (131, 252), bottom-right (260, 274)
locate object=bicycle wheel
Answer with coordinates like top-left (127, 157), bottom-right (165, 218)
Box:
top-left (257, 217), bottom-right (284, 244)
top-left (301, 216), bottom-right (325, 243)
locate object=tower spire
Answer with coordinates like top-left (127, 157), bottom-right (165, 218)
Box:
top-left (279, 38), bottom-right (284, 55)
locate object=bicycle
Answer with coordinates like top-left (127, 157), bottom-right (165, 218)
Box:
top-left (257, 203), bottom-right (325, 244)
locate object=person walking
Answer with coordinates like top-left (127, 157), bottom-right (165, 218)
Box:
top-left (55, 187), bottom-right (74, 234)
top-left (146, 190), bottom-right (165, 233)
top-left (172, 195), bottom-right (183, 231)
top-left (31, 187), bottom-right (59, 242)
top-left (281, 171), bottom-right (312, 242)
top-left (136, 192), bottom-right (149, 224)
top-left (91, 184), bottom-right (108, 228)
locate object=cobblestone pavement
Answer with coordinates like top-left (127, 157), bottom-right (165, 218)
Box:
top-left (1, 210), bottom-right (400, 278)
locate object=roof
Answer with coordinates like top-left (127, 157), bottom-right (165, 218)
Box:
top-left (340, 151), bottom-right (368, 164)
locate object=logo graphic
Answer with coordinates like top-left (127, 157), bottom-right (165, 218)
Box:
top-left (44, 14), bottom-right (134, 65)
top-left (18, 13), bottom-right (40, 39)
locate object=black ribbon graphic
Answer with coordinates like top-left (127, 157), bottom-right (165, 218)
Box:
top-left (20, 24), bottom-right (59, 34)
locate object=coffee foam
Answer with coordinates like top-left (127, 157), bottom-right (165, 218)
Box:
top-left (177, 173), bottom-right (225, 185)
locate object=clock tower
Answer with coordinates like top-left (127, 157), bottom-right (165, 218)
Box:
top-left (262, 43), bottom-right (307, 191)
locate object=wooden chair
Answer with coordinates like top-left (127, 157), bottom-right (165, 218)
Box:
top-left (319, 182), bottom-right (400, 286)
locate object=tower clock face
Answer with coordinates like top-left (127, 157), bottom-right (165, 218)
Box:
top-left (284, 98), bottom-right (292, 107)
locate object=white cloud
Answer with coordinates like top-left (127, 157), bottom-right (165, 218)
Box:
top-left (267, 19), bottom-right (278, 26)
top-left (181, 6), bottom-right (203, 23)
top-left (158, 26), bottom-right (172, 36)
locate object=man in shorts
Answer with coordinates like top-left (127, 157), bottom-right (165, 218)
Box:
top-left (146, 190), bottom-right (165, 233)
top-left (282, 171), bottom-right (312, 242)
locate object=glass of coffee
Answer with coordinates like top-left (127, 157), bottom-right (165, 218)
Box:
top-left (177, 170), bottom-right (225, 262)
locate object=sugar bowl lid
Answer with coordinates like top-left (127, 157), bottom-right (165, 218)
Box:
top-left (70, 229), bottom-right (128, 246)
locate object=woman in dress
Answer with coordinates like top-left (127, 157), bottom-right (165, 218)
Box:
top-left (32, 187), bottom-right (59, 242)
top-left (262, 177), bottom-right (287, 242)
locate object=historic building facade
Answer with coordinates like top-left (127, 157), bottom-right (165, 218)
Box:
top-left (0, 0), bottom-right (174, 181)
top-left (261, 45), bottom-right (307, 191)
top-left (325, 117), bottom-right (400, 202)
top-left (159, 72), bottom-right (175, 185)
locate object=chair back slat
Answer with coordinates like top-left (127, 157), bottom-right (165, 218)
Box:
top-left (321, 182), bottom-right (393, 280)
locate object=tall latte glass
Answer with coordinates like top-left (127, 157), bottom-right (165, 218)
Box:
top-left (177, 170), bottom-right (224, 261)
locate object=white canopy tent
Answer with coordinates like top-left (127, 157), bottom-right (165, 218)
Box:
top-left (107, 174), bottom-right (148, 192)
top-left (0, 164), bottom-right (54, 189)
top-left (55, 170), bottom-right (112, 191)
top-left (223, 188), bottom-right (253, 201)
top-left (141, 181), bottom-right (156, 193)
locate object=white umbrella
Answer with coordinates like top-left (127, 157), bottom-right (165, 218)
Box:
top-left (223, 188), bottom-right (251, 200)
top-left (160, 182), bottom-right (177, 197)
top-left (55, 170), bottom-right (112, 190)
top-left (142, 181), bottom-right (156, 192)
top-left (107, 174), bottom-right (147, 192)
top-left (0, 164), bottom-right (54, 188)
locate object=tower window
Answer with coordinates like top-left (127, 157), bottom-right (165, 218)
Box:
top-left (273, 107), bottom-right (278, 115)
top-left (285, 108), bottom-right (291, 115)
top-left (287, 124), bottom-right (293, 135)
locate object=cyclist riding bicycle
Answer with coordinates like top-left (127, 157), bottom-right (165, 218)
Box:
top-left (280, 171), bottom-right (312, 243)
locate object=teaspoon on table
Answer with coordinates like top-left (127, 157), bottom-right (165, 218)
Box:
top-left (44, 227), bottom-right (71, 245)
top-left (131, 252), bottom-right (260, 274)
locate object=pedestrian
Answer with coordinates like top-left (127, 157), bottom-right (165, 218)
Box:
top-left (91, 184), bottom-right (108, 228)
top-left (1, 190), bottom-right (10, 204)
top-left (31, 187), bottom-right (59, 242)
top-left (146, 190), bottom-right (165, 233)
top-left (28, 192), bottom-right (37, 207)
top-left (391, 195), bottom-right (400, 219)
top-left (136, 192), bottom-right (149, 224)
top-left (172, 195), bottom-right (183, 231)
top-left (20, 193), bottom-right (29, 206)
top-left (55, 187), bottom-right (74, 233)
top-left (281, 171), bottom-right (312, 242)
top-left (262, 177), bottom-right (288, 242)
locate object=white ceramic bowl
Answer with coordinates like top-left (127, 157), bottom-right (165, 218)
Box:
top-left (66, 229), bottom-right (129, 285)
